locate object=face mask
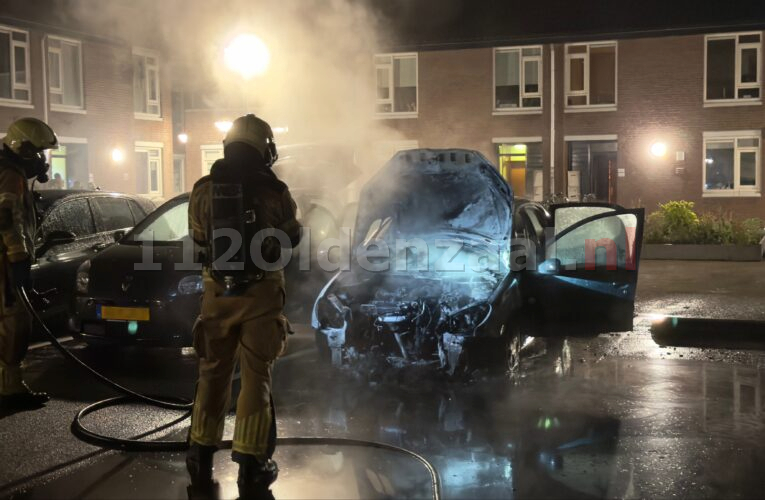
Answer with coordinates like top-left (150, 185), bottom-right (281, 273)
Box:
top-left (20, 152), bottom-right (50, 183)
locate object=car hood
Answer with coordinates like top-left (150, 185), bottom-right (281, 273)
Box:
top-left (354, 149), bottom-right (513, 248)
top-left (87, 242), bottom-right (198, 300)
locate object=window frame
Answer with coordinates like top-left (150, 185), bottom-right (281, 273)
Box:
top-left (135, 143), bottom-right (163, 195)
top-left (564, 41), bottom-right (618, 112)
top-left (493, 46), bottom-right (543, 115)
top-left (0, 25), bottom-right (31, 107)
top-left (133, 47), bottom-right (161, 119)
top-left (702, 130), bottom-right (761, 197)
top-left (200, 144), bottom-right (223, 176)
top-left (374, 52), bottom-right (418, 119)
top-left (47, 35), bottom-right (85, 112)
top-left (704, 31), bottom-right (762, 106)
top-left (172, 154), bottom-right (185, 194)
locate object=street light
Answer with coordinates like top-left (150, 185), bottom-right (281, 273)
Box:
top-left (650, 142), bottom-right (667, 158)
top-left (215, 121), bottom-right (233, 133)
top-left (111, 148), bottom-right (124, 163)
top-left (177, 133), bottom-right (189, 144)
top-left (224, 34), bottom-right (270, 80)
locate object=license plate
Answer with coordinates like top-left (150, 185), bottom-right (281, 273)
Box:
top-left (98, 305), bottom-right (150, 321)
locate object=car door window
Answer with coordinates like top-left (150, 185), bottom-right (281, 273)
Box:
top-left (40, 198), bottom-right (95, 240)
top-left (92, 197), bottom-right (135, 232)
top-left (128, 200), bottom-right (148, 224)
top-left (548, 210), bottom-right (638, 269)
top-left (131, 201), bottom-right (189, 242)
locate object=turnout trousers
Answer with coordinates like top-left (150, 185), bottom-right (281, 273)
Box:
top-left (0, 254), bottom-right (31, 396)
top-left (189, 272), bottom-right (288, 460)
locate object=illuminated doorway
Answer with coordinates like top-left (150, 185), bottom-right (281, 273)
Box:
top-left (497, 142), bottom-right (543, 200)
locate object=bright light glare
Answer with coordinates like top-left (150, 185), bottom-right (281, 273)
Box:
top-left (111, 148), bottom-right (124, 163)
top-left (650, 142), bottom-right (667, 157)
top-left (224, 34), bottom-right (270, 79)
top-left (272, 126), bottom-right (289, 134)
top-left (215, 121), bottom-right (233, 133)
top-left (177, 133), bottom-right (189, 144)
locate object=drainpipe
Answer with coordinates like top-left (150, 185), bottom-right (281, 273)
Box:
top-left (549, 45), bottom-right (555, 195)
top-left (41, 35), bottom-right (49, 124)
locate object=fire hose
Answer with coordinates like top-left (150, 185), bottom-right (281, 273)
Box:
top-left (18, 286), bottom-right (442, 500)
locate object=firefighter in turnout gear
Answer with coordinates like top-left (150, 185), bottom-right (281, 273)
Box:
top-left (0, 118), bottom-right (56, 410)
top-left (186, 114), bottom-right (301, 496)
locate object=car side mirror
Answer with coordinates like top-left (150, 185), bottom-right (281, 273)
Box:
top-left (537, 258), bottom-right (561, 274)
top-left (113, 230), bottom-right (126, 242)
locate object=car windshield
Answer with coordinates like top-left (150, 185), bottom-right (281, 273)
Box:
top-left (127, 200), bottom-right (189, 243)
top-left (355, 169), bottom-right (510, 247)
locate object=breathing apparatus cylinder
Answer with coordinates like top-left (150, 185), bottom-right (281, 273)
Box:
top-left (210, 178), bottom-right (264, 295)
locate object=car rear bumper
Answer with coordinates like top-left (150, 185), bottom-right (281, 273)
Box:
top-left (71, 295), bottom-right (199, 347)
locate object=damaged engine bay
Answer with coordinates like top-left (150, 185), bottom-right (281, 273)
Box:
top-left (315, 272), bottom-right (500, 369)
top-left (312, 149), bottom-right (518, 374)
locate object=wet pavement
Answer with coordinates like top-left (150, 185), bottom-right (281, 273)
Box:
top-left (2, 260), bottom-right (765, 499)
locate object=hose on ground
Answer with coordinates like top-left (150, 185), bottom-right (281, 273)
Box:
top-left (19, 287), bottom-right (442, 500)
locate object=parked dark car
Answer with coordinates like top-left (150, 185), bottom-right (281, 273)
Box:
top-left (71, 145), bottom-right (362, 348)
top-left (30, 189), bottom-right (155, 336)
top-left (311, 149), bottom-right (645, 375)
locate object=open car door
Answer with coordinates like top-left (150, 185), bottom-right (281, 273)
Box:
top-left (519, 202), bottom-right (645, 335)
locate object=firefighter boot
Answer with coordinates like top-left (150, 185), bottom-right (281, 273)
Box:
top-left (0, 390), bottom-right (49, 410)
top-left (186, 443), bottom-right (217, 488)
top-left (0, 365), bottom-right (49, 411)
top-left (233, 452), bottom-right (278, 499)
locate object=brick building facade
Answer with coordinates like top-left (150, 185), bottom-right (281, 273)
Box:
top-left (0, 5), bottom-right (176, 200)
top-left (372, 32), bottom-right (765, 218)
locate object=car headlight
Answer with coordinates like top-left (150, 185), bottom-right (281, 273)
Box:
top-left (76, 260), bottom-right (91, 294)
top-left (448, 303), bottom-right (491, 334)
top-left (178, 275), bottom-right (204, 295)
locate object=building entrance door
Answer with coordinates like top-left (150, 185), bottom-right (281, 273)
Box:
top-left (592, 151), bottom-right (617, 203)
top-left (567, 140), bottom-right (617, 202)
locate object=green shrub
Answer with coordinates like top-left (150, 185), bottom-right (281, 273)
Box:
top-left (657, 201), bottom-right (698, 244)
top-left (643, 201), bottom-right (764, 245)
top-left (733, 218), bottom-right (765, 246)
top-left (696, 213), bottom-right (733, 244)
top-left (644, 212), bottom-right (667, 244)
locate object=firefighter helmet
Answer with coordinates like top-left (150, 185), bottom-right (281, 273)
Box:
top-left (3, 117), bottom-right (58, 159)
top-left (223, 114), bottom-right (278, 167)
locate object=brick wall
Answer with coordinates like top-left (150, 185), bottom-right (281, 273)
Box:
top-left (374, 33), bottom-right (765, 219)
top-left (0, 22), bottom-right (174, 199)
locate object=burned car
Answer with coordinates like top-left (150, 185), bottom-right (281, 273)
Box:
top-left (312, 149), bottom-right (644, 375)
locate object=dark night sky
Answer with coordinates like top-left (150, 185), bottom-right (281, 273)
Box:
top-left (370, 0), bottom-right (765, 50)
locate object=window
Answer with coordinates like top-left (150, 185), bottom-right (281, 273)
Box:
top-left (133, 49), bottom-right (160, 117)
top-left (0, 26), bottom-right (30, 104)
top-left (201, 145), bottom-right (223, 175)
top-left (173, 155), bottom-right (185, 194)
top-left (127, 200), bottom-right (149, 222)
top-left (548, 208), bottom-right (636, 270)
top-left (494, 46), bottom-right (542, 111)
top-left (135, 145), bottom-right (163, 195)
top-left (47, 37), bottom-right (83, 109)
top-left (703, 131), bottom-right (761, 196)
top-left (375, 53), bottom-right (417, 115)
top-left (132, 201), bottom-right (189, 242)
top-left (92, 197), bottom-right (135, 232)
top-left (706, 33), bottom-right (761, 103)
top-left (565, 42), bottom-right (617, 108)
top-left (41, 199), bottom-right (95, 239)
